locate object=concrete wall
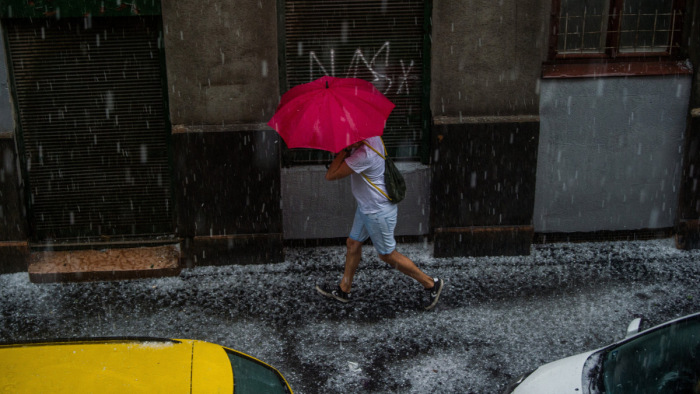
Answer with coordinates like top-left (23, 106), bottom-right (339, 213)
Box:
top-left (161, 1), bottom-right (285, 264)
top-left (428, 0), bottom-right (549, 256)
top-left (430, 0), bottom-right (550, 117)
top-left (161, 0), bottom-right (279, 124)
top-left (534, 76), bottom-right (691, 233)
top-left (282, 163), bottom-right (430, 240)
top-left (0, 0), bottom-right (696, 268)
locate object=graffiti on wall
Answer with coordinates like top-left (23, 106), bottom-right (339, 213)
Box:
top-left (308, 42), bottom-right (417, 95)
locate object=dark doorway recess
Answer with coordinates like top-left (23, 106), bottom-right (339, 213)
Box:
top-left (5, 16), bottom-right (173, 243)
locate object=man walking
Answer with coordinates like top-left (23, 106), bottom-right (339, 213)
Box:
top-left (316, 136), bottom-right (444, 310)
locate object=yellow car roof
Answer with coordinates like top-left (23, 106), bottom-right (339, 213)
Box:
top-left (0, 338), bottom-right (233, 393)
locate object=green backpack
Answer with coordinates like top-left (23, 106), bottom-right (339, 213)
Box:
top-left (361, 138), bottom-right (406, 204)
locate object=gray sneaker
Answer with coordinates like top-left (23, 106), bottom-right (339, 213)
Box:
top-left (423, 278), bottom-right (444, 310)
top-left (316, 284), bottom-right (350, 303)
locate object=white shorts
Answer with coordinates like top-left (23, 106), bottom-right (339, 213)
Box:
top-left (348, 204), bottom-right (397, 255)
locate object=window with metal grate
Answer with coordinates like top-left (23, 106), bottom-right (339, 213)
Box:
top-left (281, 0), bottom-right (430, 164)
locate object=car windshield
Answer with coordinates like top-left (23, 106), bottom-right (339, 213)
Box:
top-left (225, 349), bottom-right (290, 394)
top-left (601, 315), bottom-right (700, 394)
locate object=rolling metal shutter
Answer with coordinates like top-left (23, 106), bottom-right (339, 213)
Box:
top-left (283, 0), bottom-right (428, 162)
top-left (5, 16), bottom-right (172, 242)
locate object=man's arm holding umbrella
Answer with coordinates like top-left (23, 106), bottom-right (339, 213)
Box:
top-left (325, 148), bottom-right (355, 181)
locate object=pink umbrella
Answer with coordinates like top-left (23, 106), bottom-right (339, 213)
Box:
top-left (267, 76), bottom-right (395, 153)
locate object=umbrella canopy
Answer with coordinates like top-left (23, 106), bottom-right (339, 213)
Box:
top-left (268, 76), bottom-right (395, 153)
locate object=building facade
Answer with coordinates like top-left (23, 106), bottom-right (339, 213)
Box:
top-left (0, 0), bottom-right (698, 275)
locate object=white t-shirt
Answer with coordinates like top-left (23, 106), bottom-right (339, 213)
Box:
top-left (344, 136), bottom-right (392, 214)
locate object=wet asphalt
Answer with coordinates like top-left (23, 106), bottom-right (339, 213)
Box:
top-left (1, 238), bottom-right (699, 393)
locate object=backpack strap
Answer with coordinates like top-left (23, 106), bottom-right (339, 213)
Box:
top-left (361, 139), bottom-right (387, 160)
top-left (359, 138), bottom-right (392, 201)
top-left (361, 173), bottom-right (391, 201)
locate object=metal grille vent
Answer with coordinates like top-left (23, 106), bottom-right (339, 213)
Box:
top-left (5, 16), bottom-right (172, 242)
top-left (284, 0), bottom-right (427, 162)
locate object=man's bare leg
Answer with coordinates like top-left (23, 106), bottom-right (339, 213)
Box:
top-left (379, 250), bottom-right (435, 289)
top-left (339, 238), bottom-right (363, 293)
